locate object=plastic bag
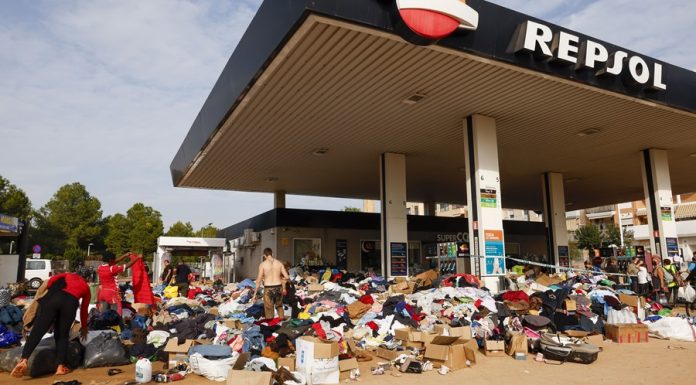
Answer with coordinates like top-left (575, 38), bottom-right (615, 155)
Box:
top-left (189, 352), bottom-right (238, 382)
top-left (164, 285), bottom-right (178, 299)
top-left (84, 331), bottom-right (129, 368)
top-left (607, 308), bottom-right (637, 324)
top-left (0, 345), bottom-right (22, 372)
top-left (678, 285), bottom-right (696, 303)
top-left (0, 338), bottom-right (83, 377)
top-left (0, 325), bottom-right (21, 348)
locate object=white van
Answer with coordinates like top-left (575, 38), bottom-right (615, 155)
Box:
top-left (25, 259), bottom-right (53, 289)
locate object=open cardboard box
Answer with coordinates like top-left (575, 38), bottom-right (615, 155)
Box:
top-left (424, 336), bottom-right (476, 371)
top-left (278, 356), bottom-right (296, 371)
top-left (164, 339), bottom-right (198, 367)
top-left (483, 340), bottom-right (506, 357)
top-left (434, 325), bottom-right (472, 340)
top-left (605, 323), bottom-right (649, 344)
top-left (228, 357), bottom-right (272, 385)
top-left (296, 337), bottom-right (340, 385)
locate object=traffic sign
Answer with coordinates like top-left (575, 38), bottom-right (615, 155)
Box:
top-left (32, 244), bottom-right (42, 254)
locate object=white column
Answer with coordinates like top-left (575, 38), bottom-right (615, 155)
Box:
top-left (274, 191), bottom-right (286, 209)
top-left (463, 115), bottom-right (505, 291)
top-left (541, 172), bottom-right (569, 271)
top-left (641, 149), bottom-right (679, 260)
top-left (380, 153), bottom-right (409, 277)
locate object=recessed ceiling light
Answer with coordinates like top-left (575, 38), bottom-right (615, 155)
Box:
top-left (565, 178), bottom-right (581, 183)
top-left (566, 202), bottom-right (574, 206)
top-left (402, 93), bottom-right (426, 105)
top-left (690, 152), bottom-right (696, 158)
top-left (312, 148), bottom-right (329, 156)
top-left (265, 177), bottom-right (278, 183)
top-left (577, 128), bottom-right (601, 137)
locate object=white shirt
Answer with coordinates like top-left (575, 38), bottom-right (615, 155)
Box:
top-left (637, 266), bottom-right (649, 284)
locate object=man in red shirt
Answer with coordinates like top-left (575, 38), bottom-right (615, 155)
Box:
top-left (11, 272), bottom-right (91, 377)
top-left (97, 252), bottom-right (141, 315)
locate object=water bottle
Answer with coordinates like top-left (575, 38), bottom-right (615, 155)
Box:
top-left (135, 358), bottom-right (152, 383)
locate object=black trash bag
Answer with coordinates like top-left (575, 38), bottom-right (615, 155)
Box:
top-left (84, 332), bottom-right (129, 368)
top-left (0, 345), bottom-right (22, 372)
top-left (0, 338), bottom-right (84, 377)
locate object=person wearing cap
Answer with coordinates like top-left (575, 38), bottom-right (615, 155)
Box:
top-left (11, 272), bottom-right (91, 377)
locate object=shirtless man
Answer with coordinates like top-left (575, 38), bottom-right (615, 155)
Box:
top-left (253, 248), bottom-right (289, 319)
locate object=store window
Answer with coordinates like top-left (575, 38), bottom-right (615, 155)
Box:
top-left (293, 238), bottom-right (321, 266)
top-left (408, 241), bottom-right (421, 267)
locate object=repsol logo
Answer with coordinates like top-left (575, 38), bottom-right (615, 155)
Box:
top-left (511, 20), bottom-right (667, 91)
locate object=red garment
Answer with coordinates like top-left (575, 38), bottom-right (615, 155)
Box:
top-left (311, 323), bottom-right (327, 339)
top-left (501, 291), bottom-right (530, 303)
top-left (365, 321), bottom-right (378, 331)
top-left (98, 263), bottom-right (125, 314)
top-left (358, 294), bottom-right (374, 305)
top-left (131, 254), bottom-right (154, 304)
top-left (48, 273), bottom-right (91, 327)
top-left (187, 287), bottom-right (203, 299)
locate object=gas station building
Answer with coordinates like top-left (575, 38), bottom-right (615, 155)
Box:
top-left (170, 0), bottom-right (696, 290)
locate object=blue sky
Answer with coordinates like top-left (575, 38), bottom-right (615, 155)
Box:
top-left (1, 0), bottom-right (695, 230)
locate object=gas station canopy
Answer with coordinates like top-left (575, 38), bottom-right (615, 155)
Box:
top-left (170, 0), bottom-right (696, 211)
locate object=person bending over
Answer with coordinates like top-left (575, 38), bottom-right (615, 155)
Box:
top-left (11, 272), bottom-right (91, 377)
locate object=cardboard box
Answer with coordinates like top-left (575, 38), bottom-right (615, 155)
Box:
top-left (424, 336), bottom-right (476, 371)
top-left (338, 358), bottom-right (359, 381)
top-left (605, 323), bottom-right (649, 344)
top-left (434, 325), bottom-right (472, 340)
top-left (618, 294), bottom-right (644, 311)
top-left (391, 281), bottom-right (415, 294)
top-left (278, 356), bottom-right (296, 371)
top-left (394, 328), bottom-right (423, 342)
top-left (296, 337), bottom-right (340, 385)
top-left (483, 340), bottom-right (506, 357)
top-left (224, 319), bottom-right (246, 330)
top-left (307, 283), bottom-right (324, 293)
top-left (164, 339), bottom-right (197, 367)
top-left (584, 334), bottom-right (605, 346)
top-left (132, 303), bottom-right (151, 316)
top-left (505, 333), bottom-right (528, 356)
top-left (376, 347), bottom-right (403, 361)
top-left (227, 369), bottom-right (272, 385)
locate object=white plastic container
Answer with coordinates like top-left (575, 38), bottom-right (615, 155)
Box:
top-left (135, 358), bottom-right (152, 383)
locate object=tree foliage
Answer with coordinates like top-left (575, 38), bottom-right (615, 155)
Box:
top-left (574, 223), bottom-right (603, 250)
top-left (0, 175), bottom-right (32, 219)
top-left (125, 203), bottom-right (164, 257)
top-left (105, 213), bottom-right (130, 255)
top-left (342, 207), bottom-right (361, 212)
top-left (195, 224), bottom-right (219, 238)
top-left (33, 182), bottom-right (103, 258)
top-left (603, 223), bottom-right (622, 247)
top-left (166, 221), bottom-right (194, 237)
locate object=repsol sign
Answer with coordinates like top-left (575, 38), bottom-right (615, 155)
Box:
top-left (511, 20), bottom-right (666, 91)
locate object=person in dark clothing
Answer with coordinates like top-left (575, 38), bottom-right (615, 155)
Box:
top-left (160, 259), bottom-right (174, 284)
top-left (605, 258), bottom-right (620, 284)
top-left (175, 261), bottom-right (192, 297)
top-left (11, 272), bottom-right (91, 377)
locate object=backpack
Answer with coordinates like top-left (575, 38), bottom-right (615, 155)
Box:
top-left (663, 267), bottom-right (674, 284)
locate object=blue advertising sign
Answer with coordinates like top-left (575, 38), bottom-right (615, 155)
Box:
top-left (0, 213), bottom-right (19, 234)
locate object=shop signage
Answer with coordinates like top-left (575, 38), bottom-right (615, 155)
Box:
top-left (660, 206), bottom-right (673, 221)
top-left (390, 242), bottom-right (408, 276)
top-left (0, 213), bottom-right (19, 234)
top-left (395, 0), bottom-right (478, 39)
top-left (511, 20), bottom-right (667, 91)
top-left (436, 232), bottom-right (469, 243)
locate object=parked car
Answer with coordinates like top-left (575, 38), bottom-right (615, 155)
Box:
top-left (25, 259), bottom-right (53, 289)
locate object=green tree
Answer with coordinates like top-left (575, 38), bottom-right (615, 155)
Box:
top-left (195, 224), bottom-right (219, 238)
top-left (342, 207), bottom-right (361, 212)
top-left (126, 203), bottom-right (163, 257)
top-left (574, 223), bottom-right (602, 250)
top-left (603, 223), bottom-right (622, 247)
top-left (33, 182), bottom-right (103, 258)
top-left (0, 175), bottom-right (32, 219)
top-left (105, 213), bottom-right (130, 255)
top-left (166, 221), bottom-right (194, 237)
top-left (623, 227), bottom-right (635, 247)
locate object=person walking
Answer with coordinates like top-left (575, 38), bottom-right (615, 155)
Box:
top-left (97, 252), bottom-right (141, 315)
top-left (174, 260), bottom-right (192, 297)
top-left (252, 248), bottom-right (289, 319)
top-left (11, 272), bottom-right (91, 377)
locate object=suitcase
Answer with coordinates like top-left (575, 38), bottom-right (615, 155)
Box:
top-left (540, 333), bottom-right (600, 364)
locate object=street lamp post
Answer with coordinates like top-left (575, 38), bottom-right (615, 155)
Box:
top-left (9, 240), bottom-right (15, 254)
top-left (87, 242), bottom-right (94, 258)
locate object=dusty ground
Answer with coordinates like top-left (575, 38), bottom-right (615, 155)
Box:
top-left (1, 338), bottom-right (695, 385)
